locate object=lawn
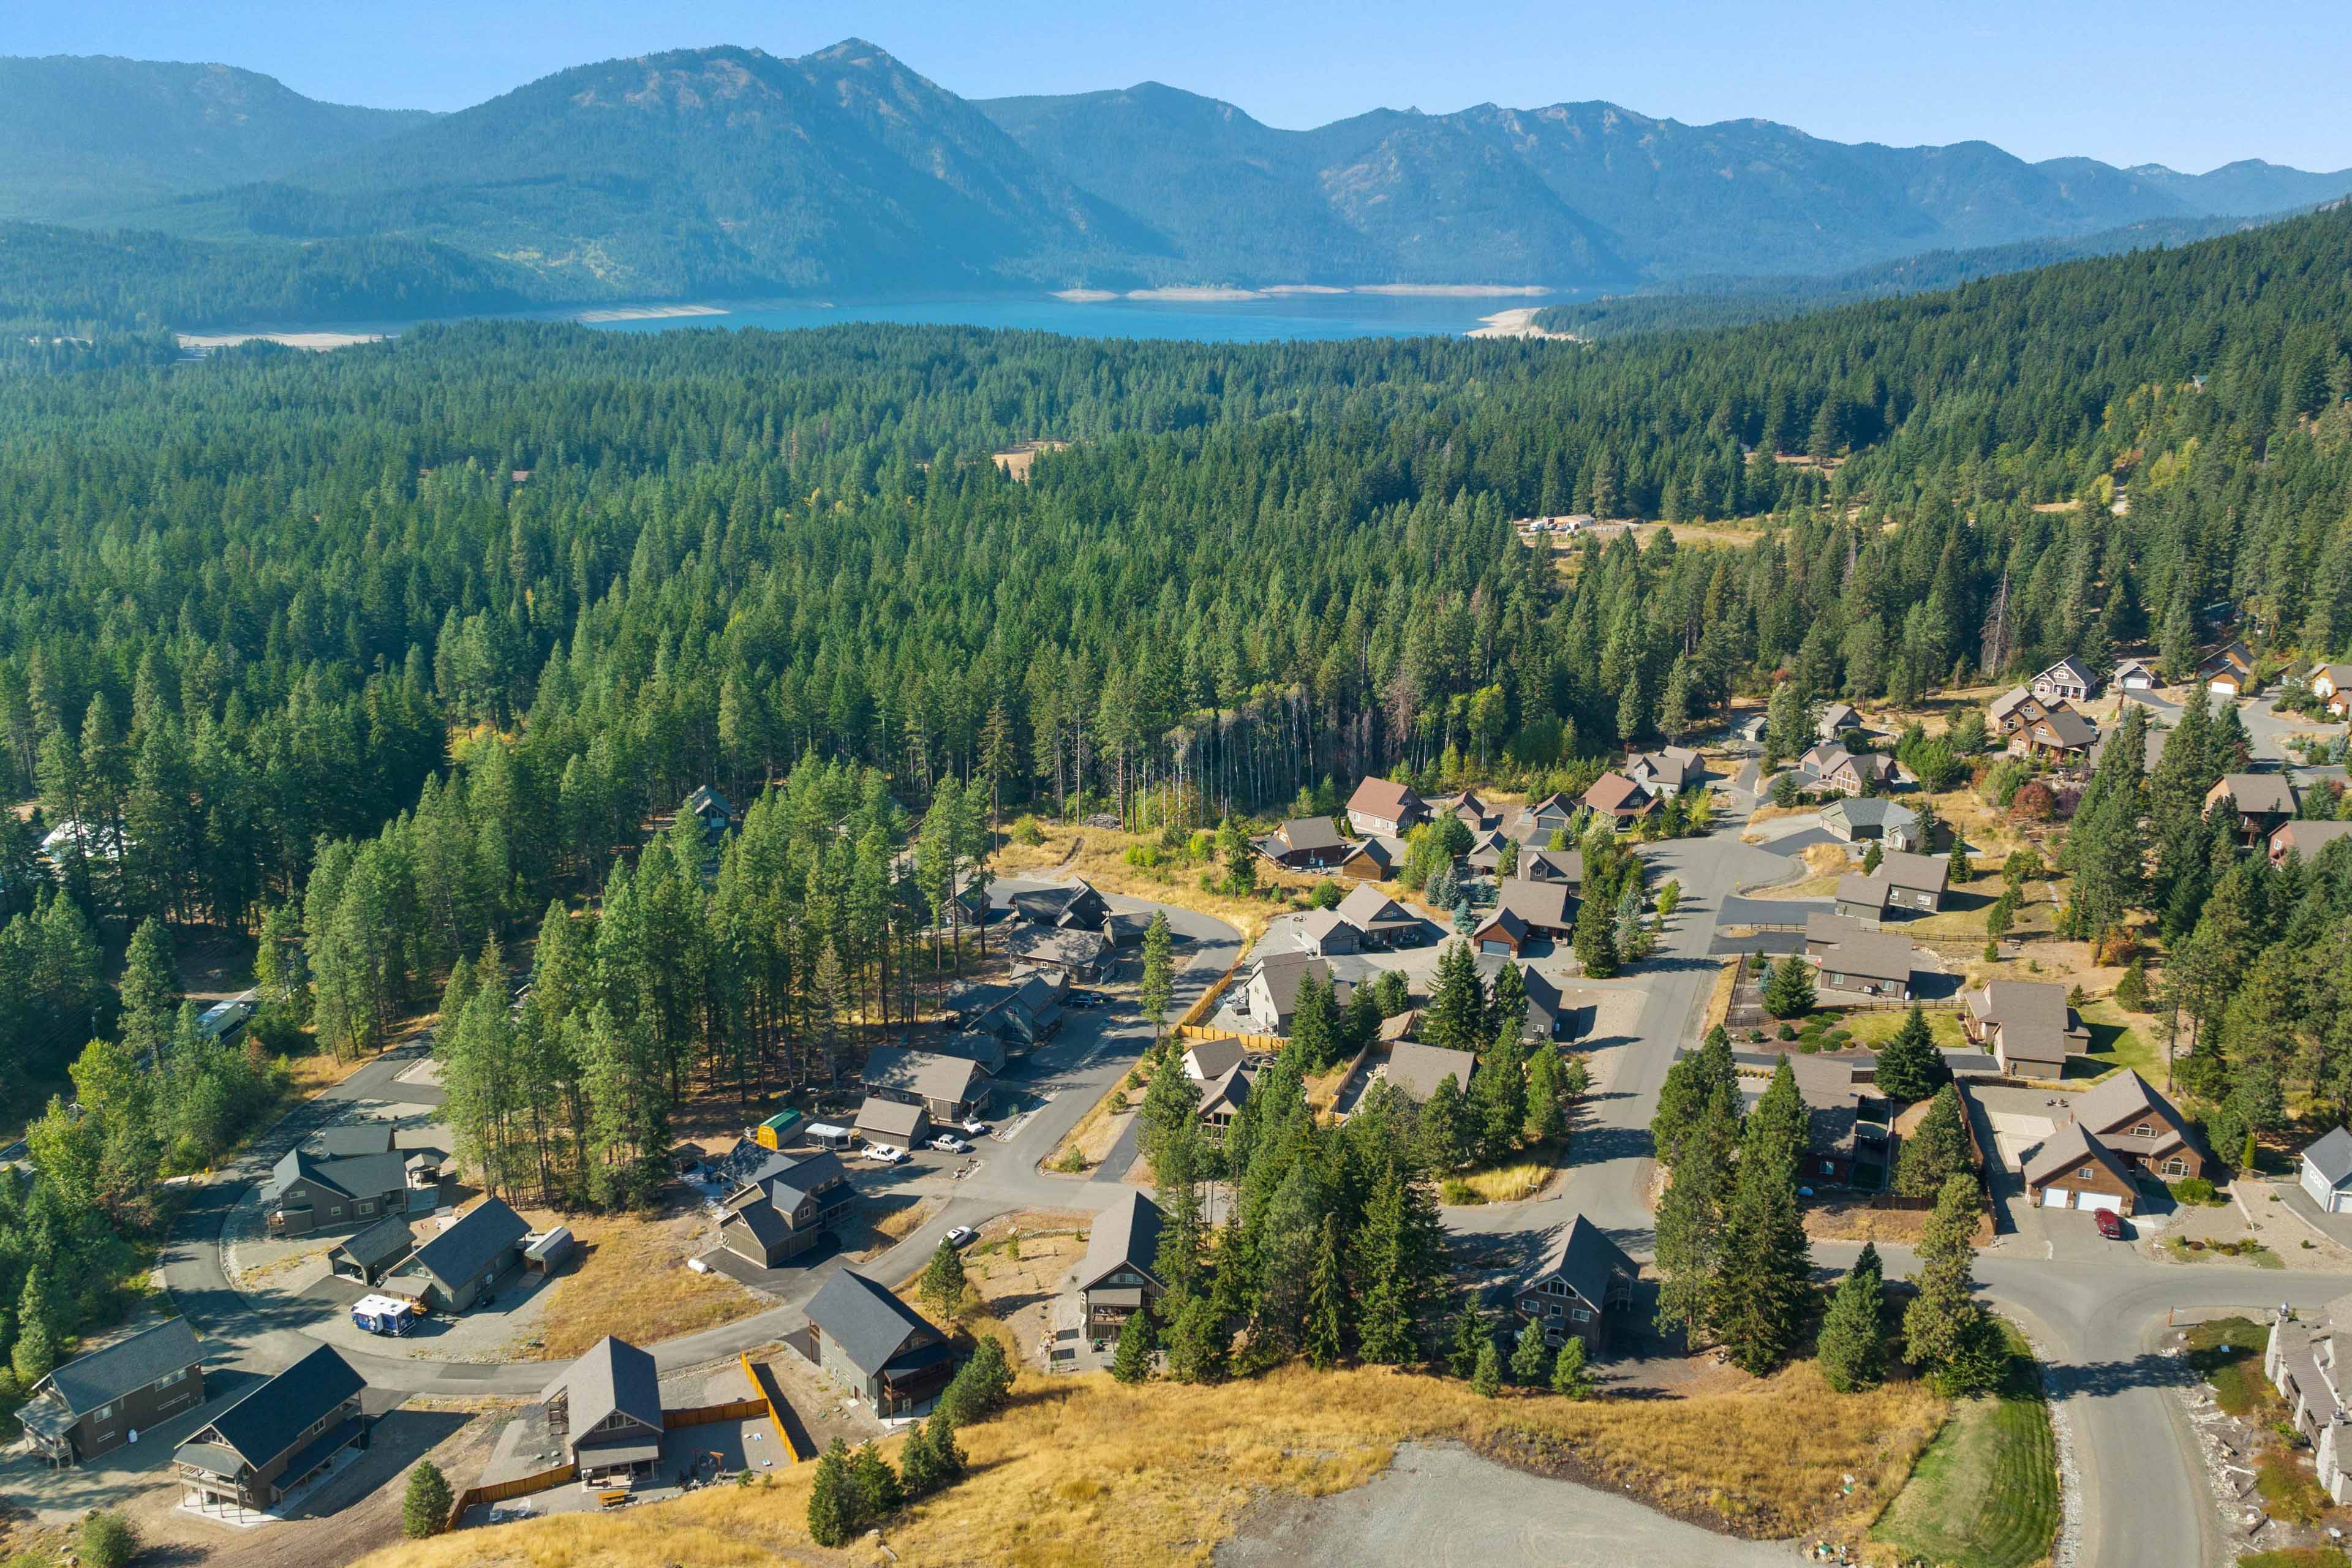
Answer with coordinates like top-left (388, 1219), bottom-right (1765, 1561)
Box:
top-left (2184, 1316), bottom-right (2275, 1418)
top-left (1838, 1008), bottom-right (1970, 1050)
top-left (2241, 1550), bottom-right (2352, 1568)
top-left (1869, 1325), bottom-right (2060, 1568)
top-left (2071, 998), bottom-right (2168, 1090)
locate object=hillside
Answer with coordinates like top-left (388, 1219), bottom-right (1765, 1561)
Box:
top-left (0, 55), bottom-right (430, 222)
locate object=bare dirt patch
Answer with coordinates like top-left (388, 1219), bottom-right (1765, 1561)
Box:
top-left (507, 1199), bottom-right (770, 1362)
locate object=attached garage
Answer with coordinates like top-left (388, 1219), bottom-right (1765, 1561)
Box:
top-left (2039, 1187), bottom-right (2070, 1209)
top-left (2075, 1192), bottom-right (2125, 1216)
top-left (2021, 1123), bottom-right (2140, 1216)
top-left (2301, 1127), bottom-right (2352, 1213)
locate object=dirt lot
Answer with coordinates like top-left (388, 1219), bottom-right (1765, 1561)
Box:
top-left (502, 1197), bottom-right (777, 1362)
top-left (892, 1208), bottom-right (1093, 1373)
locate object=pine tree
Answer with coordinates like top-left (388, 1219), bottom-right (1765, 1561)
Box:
top-left (1422, 941), bottom-right (1487, 1052)
top-left (1653, 1087), bottom-right (1736, 1341)
top-left (1873, 1004), bottom-right (1947, 1102)
top-left (1861, 842), bottom-right (1883, 875)
top-left (12, 1267), bottom-right (55, 1384)
top-left (1138, 910), bottom-right (1175, 1038)
top-left (1743, 1057), bottom-right (1810, 1186)
top-left (1905, 1174), bottom-right (1997, 1393)
top-left (1112, 1306), bottom-right (1156, 1384)
top-left (118, 916), bottom-right (179, 1064)
top-left (1762, 954), bottom-right (1815, 1019)
top-left (402, 1461), bottom-right (453, 1539)
top-left (1354, 1155), bottom-right (1445, 1363)
top-left (1447, 1300), bottom-right (1490, 1378)
top-left (898, 1415), bottom-right (946, 1499)
top-left (1948, 840), bottom-right (1973, 885)
top-left (1163, 1291), bottom-right (1229, 1383)
top-left (1290, 965), bottom-right (1338, 1069)
top-left (1710, 1140), bottom-right (1813, 1374)
top-left (1550, 1333), bottom-right (1593, 1398)
top-left (1510, 1319), bottom-right (1553, 1385)
top-left (1573, 892), bottom-right (1620, 978)
top-left (807, 1438), bottom-right (858, 1547)
top-left (1303, 1213), bottom-right (1346, 1369)
top-left (1415, 1072), bottom-right (1471, 1172)
top-left (1488, 961), bottom-right (1528, 1044)
top-left (1895, 1085), bottom-right (1973, 1198)
top-left (921, 1237), bottom-right (968, 1321)
top-left (940, 1335), bottom-right (1013, 1423)
top-left (1470, 1030), bottom-right (1528, 1162)
top-left (848, 1441), bottom-right (903, 1519)
top-left (924, 1408), bottom-right (965, 1479)
top-left (1653, 1025), bottom-right (1736, 1161)
top-left (1525, 1046), bottom-right (1570, 1146)
top-left (1816, 1255), bottom-right (1887, 1393)
top-left (1472, 1338), bottom-right (1503, 1397)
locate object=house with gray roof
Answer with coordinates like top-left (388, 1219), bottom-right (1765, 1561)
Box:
top-left (1819, 797), bottom-right (1921, 851)
top-left (1809, 928), bottom-right (1917, 998)
top-left (1000, 922), bottom-right (1110, 979)
top-left (1010, 880), bottom-right (1112, 932)
top-left (1962, 981), bottom-right (2090, 1080)
top-left (265, 1145), bottom-right (426, 1238)
top-left (1076, 1189), bottom-right (1166, 1346)
top-left (1335, 882), bottom-right (1420, 946)
top-left (21, 1318), bottom-right (206, 1466)
top-left (2030, 655), bottom-right (2101, 707)
top-left (1254, 815), bottom-right (1348, 871)
top-left (718, 1151), bottom-right (856, 1267)
top-left (1239, 952), bottom-right (1350, 1035)
top-left (175, 1344), bottom-right (366, 1512)
top-left (1512, 1216), bottom-right (1638, 1351)
top-left (328, 1215), bottom-right (417, 1287)
top-left (934, 1029), bottom-right (1009, 1077)
top-left (383, 1197), bottom-right (529, 1313)
top-left (2207, 772), bottom-right (2301, 843)
top-left (2021, 1122), bottom-right (2139, 1215)
top-left (1197, 1063), bottom-right (1254, 1140)
top-left (860, 1047), bottom-right (990, 1122)
top-left (2302, 1128), bottom-right (2352, 1215)
top-left (1515, 848), bottom-right (1584, 889)
top-left (1297, 907), bottom-right (1360, 957)
top-left (854, 1096), bottom-right (931, 1148)
top-left (1383, 1041), bottom-right (1477, 1104)
top-left (541, 1336), bottom-right (665, 1485)
top-left (1338, 832), bottom-right (1406, 881)
top-left (1624, 746), bottom-right (1703, 793)
top-left (802, 1269), bottom-right (959, 1418)
top-left (2272, 820), bottom-right (2352, 867)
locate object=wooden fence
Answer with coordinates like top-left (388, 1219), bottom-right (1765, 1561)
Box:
top-left (446, 1460), bottom-right (575, 1531)
top-left (1174, 1023), bottom-right (1284, 1051)
top-left (1174, 949), bottom-right (1247, 1028)
top-left (663, 1396), bottom-right (769, 1430)
top-left (742, 1352), bottom-right (805, 1463)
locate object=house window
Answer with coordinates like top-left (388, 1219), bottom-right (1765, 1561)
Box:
top-left (358, 1200), bottom-right (375, 1215)
top-left (1547, 1302), bottom-right (1562, 1318)
top-left (2163, 1158), bottom-right (2187, 1176)
top-left (93, 1403), bottom-right (114, 1423)
top-left (2133, 1125), bottom-right (2154, 1137)
top-left (2077, 1166), bottom-right (2094, 1179)
top-left (1568, 1306), bottom-right (1592, 1324)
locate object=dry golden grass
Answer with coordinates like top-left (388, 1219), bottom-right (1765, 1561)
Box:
top-left (1701, 957), bottom-right (1742, 1034)
top-left (861, 1197), bottom-right (943, 1254)
top-left (1044, 1058), bottom-right (1153, 1174)
top-left (1445, 1157), bottom-right (1558, 1205)
top-left (989, 823), bottom-right (1295, 944)
top-left (518, 1206), bottom-right (766, 1362)
top-left (356, 1359), bottom-right (1944, 1568)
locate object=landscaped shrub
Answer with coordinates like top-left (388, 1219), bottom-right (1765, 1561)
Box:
top-left (2170, 1177), bottom-right (2221, 1205)
top-left (1011, 815), bottom-right (1046, 846)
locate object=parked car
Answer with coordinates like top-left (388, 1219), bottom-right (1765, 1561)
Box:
top-left (955, 1117), bottom-right (991, 1137)
top-left (945, 1225), bottom-right (978, 1249)
top-left (862, 1144), bottom-right (908, 1164)
top-left (929, 1135), bottom-right (972, 1155)
top-left (2094, 1207), bottom-right (2127, 1240)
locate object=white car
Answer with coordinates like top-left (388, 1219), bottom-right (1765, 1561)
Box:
top-left (861, 1144), bottom-right (907, 1164)
top-left (956, 1118), bottom-right (991, 1137)
top-left (945, 1225), bottom-right (978, 1249)
top-left (929, 1135), bottom-right (972, 1155)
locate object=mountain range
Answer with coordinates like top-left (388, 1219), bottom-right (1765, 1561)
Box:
top-left (4, 39), bottom-right (2349, 321)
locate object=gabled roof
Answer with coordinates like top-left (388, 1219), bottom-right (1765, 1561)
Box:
top-left (1000, 924), bottom-right (1110, 968)
top-left (2198, 639), bottom-right (2254, 674)
top-left (402, 1197), bottom-right (529, 1287)
top-left (2211, 772), bottom-right (2299, 815)
top-left (2031, 708), bottom-right (2100, 750)
top-left (2305, 1128), bottom-right (2352, 1191)
top-left (806, 1269), bottom-right (941, 1378)
top-left (1814, 932), bottom-right (1915, 987)
top-left (1078, 1189), bottom-right (1166, 1293)
top-left (1276, 816), bottom-right (1343, 855)
top-left (541, 1336), bottom-right (662, 1437)
top-left (273, 1146), bottom-right (410, 1203)
top-left (2035, 655), bottom-right (2099, 688)
top-left (1297, 908), bottom-right (1353, 948)
top-left (1581, 772), bottom-right (1651, 815)
top-left (34, 1318), bottom-right (203, 1418)
top-left (1198, 1063), bottom-right (1253, 1116)
top-left (1517, 848), bottom-right (1583, 884)
top-left (1525, 791), bottom-right (1579, 818)
top-left (1518, 967), bottom-right (1567, 1037)
top-left (1335, 882), bottom-right (1415, 932)
top-left (1471, 903), bottom-right (1529, 946)
top-left (1988, 687), bottom-right (2041, 725)
top-left (1834, 873), bottom-right (1890, 911)
top-left (1874, 850), bottom-right (1950, 894)
top-left (1494, 879), bottom-right (1574, 930)
top-left (1385, 1041), bottom-right (1477, 1102)
top-left (1528, 1215), bottom-right (1637, 1310)
top-left (1184, 1039), bottom-right (1248, 1080)
top-left (1341, 834), bottom-right (1404, 873)
top-left (855, 1096), bottom-right (929, 1141)
top-left (311, 1124), bottom-right (396, 1159)
top-left (1346, 777), bottom-right (1423, 821)
top-left (1625, 749), bottom-right (1700, 789)
top-left (1250, 951), bottom-right (1341, 1017)
top-left (751, 1150), bottom-right (851, 1212)
top-left (2022, 1122), bottom-right (2135, 1189)
top-left (862, 1047), bottom-right (984, 1106)
top-left (192, 1344), bottom-right (363, 1468)
top-left (1820, 797), bottom-right (1918, 833)
top-left (330, 1214), bottom-right (417, 1271)
top-left (685, 784), bottom-right (734, 820)
top-left (1817, 702), bottom-right (1863, 736)
top-left (1800, 742), bottom-right (1852, 775)
top-left (2272, 821), bottom-right (2352, 860)
top-left (2070, 1069), bottom-right (2192, 1150)
top-left (1806, 910), bottom-right (1875, 946)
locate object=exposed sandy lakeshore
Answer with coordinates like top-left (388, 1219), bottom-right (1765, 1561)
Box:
top-left (1054, 283), bottom-right (1553, 304)
top-left (1356, 283), bottom-right (1552, 297)
top-left (1466, 306), bottom-right (1579, 340)
top-left (176, 331), bottom-right (385, 352)
top-left (573, 303), bottom-right (730, 322)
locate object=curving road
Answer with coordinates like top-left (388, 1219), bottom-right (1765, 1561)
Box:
top-left (160, 782), bottom-right (2335, 1566)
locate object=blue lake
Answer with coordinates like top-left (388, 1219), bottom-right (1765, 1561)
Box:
top-left (578, 290), bottom-right (1594, 344)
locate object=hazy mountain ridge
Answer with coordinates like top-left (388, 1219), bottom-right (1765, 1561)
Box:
top-left (3, 42), bottom-right (2348, 322)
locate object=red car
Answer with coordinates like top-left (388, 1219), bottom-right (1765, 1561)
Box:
top-left (2093, 1207), bottom-right (2126, 1240)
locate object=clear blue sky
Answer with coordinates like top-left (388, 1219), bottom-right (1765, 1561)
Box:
top-left (7, 1), bottom-right (2350, 173)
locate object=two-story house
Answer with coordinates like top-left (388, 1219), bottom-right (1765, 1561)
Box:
top-left (718, 1150), bottom-right (857, 1268)
top-left (21, 1318), bottom-right (206, 1466)
top-left (1513, 1215), bottom-right (1639, 1351)
top-left (1074, 1189), bottom-right (1167, 1349)
top-left (802, 1269), bottom-right (959, 1419)
top-left (1344, 777), bottom-right (1427, 839)
top-left (175, 1344), bottom-right (367, 1513)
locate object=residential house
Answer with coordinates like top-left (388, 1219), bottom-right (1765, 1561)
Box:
top-left (998, 923), bottom-right (1109, 979)
top-left (2022, 1123), bottom-right (2139, 1214)
top-left (2111, 657), bottom-right (2161, 693)
top-left (682, 785), bottom-right (739, 844)
top-left (1832, 851), bottom-right (1948, 925)
top-left (934, 1029), bottom-right (1010, 1078)
top-left (265, 1142), bottom-right (444, 1238)
top-left (1512, 1215), bottom-right (1638, 1351)
top-left (1337, 833), bottom-right (1405, 881)
top-left (957, 975), bottom-right (1063, 1049)
top-left (1474, 880), bottom-right (1574, 957)
top-left (21, 1319), bottom-right (205, 1466)
top-left (1521, 791), bottom-right (1581, 841)
top-left (1183, 1039), bottom-right (1250, 1083)
top-left (1803, 911), bottom-right (1875, 962)
top-left (1962, 981), bottom-right (2090, 1080)
top-left (327, 1216), bottom-right (417, 1287)
top-left (175, 1345), bottom-right (367, 1513)
top-left (1580, 772), bottom-right (1655, 824)
top-left (1465, 827), bottom-right (1515, 875)
top-left (1254, 816), bottom-right (1349, 872)
top-left (2272, 820), bottom-right (2352, 865)
top-left (854, 1096), bottom-right (932, 1150)
top-left (1623, 746), bottom-right (1702, 794)
top-left (2198, 639), bottom-right (2258, 696)
top-left (1382, 1041), bottom-right (1478, 1104)
top-left (1296, 908), bottom-right (1360, 957)
top-left (2029, 655), bottom-right (2102, 707)
top-left (1470, 902), bottom-right (1531, 957)
top-left (1346, 778), bottom-right (1427, 838)
top-left (1075, 1189), bottom-right (1166, 1348)
top-left (2071, 1069), bottom-right (2207, 1182)
top-left (718, 1151), bottom-right (856, 1267)
top-left (1989, 686), bottom-right (2054, 744)
top-left (1335, 883), bottom-right (1420, 948)
top-left (2313, 663), bottom-right (2352, 718)
top-left (1519, 967), bottom-right (1575, 1042)
top-left (1744, 1056), bottom-right (1883, 1187)
top-left (2205, 772), bottom-right (2300, 844)
top-left (1238, 952), bottom-right (1350, 1035)
top-left (2089, 713), bottom-right (2171, 775)
top-left (1010, 880), bottom-right (1113, 932)
top-left (1816, 702), bottom-right (1864, 741)
top-left (1734, 714), bottom-right (1769, 746)
top-left (1809, 930), bottom-right (1917, 999)
top-left (2300, 1128), bottom-right (2352, 1214)
top-left (1515, 848), bottom-right (1583, 888)
top-left (383, 1198), bottom-right (530, 1313)
top-left (541, 1336), bottom-right (665, 1487)
top-left (1196, 1064), bottom-right (1253, 1141)
top-left (861, 1048), bottom-right (991, 1123)
top-left (1436, 790), bottom-right (1501, 832)
top-left (2013, 706), bottom-right (2100, 766)
top-left (1816, 747), bottom-right (1901, 797)
top-left (1819, 797), bottom-right (1922, 850)
top-left (802, 1270), bottom-right (959, 1419)
top-left (1833, 873), bottom-right (1894, 925)
top-left (2264, 1295), bottom-right (2352, 1502)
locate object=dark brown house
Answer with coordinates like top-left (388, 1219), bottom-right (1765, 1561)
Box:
top-left (1513, 1216), bottom-right (1638, 1351)
top-left (1076, 1189), bottom-right (1167, 1348)
top-left (175, 1345), bottom-right (367, 1513)
top-left (22, 1318), bottom-right (206, 1466)
top-left (2021, 1123), bottom-right (2139, 1215)
top-left (2070, 1070), bottom-right (2207, 1182)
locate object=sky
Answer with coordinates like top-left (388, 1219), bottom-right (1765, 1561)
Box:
top-left (6, 1), bottom-right (2350, 173)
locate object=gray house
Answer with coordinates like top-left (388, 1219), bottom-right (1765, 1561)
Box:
top-left (855, 1095), bottom-right (932, 1149)
top-left (175, 1344), bottom-right (367, 1512)
top-left (859, 1048), bottom-right (990, 1123)
top-left (1513, 1216), bottom-right (1638, 1351)
top-left (265, 1146), bottom-right (423, 1238)
top-left (717, 1151), bottom-right (855, 1267)
top-left (802, 1269), bottom-right (960, 1418)
top-left (328, 1215), bottom-right (417, 1286)
top-left (383, 1198), bottom-right (529, 1313)
top-left (1076, 1190), bottom-right (1167, 1348)
top-left (541, 1336), bottom-right (665, 1487)
top-left (21, 1318), bottom-right (206, 1466)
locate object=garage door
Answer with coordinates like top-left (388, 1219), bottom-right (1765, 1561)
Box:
top-left (2077, 1193), bottom-right (2123, 1216)
top-left (2040, 1187), bottom-right (2070, 1208)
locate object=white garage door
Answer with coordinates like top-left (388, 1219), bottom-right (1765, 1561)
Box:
top-left (2040, 1187), bottom-right (2070, 1208)
top-left (2305, 1165), bottom-right (2337, 1211)
top-left (2077, 1193), bottom-right (2123, 1216)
